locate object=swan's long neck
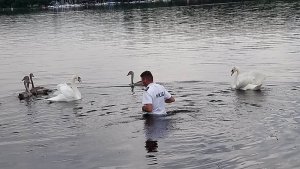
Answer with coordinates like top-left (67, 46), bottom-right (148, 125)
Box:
top-left (29, 75), bottom-right (35, 89)
top-left (71, 78), bottom-right (81, 99)
top-left (130, 73), bottom-right (134, 85)
top-left (233, 69), bottom-right (240, 88)
top-left (233, 73), bottom-right (238, 84)
top-left (24, 81), bottom-right (29, 92)
top-left (71, 78), bottom-right (76, 86)
top-left (71, 78), bottom-right (78, 90)
top-left (236, 69), bottom-right (240, 76)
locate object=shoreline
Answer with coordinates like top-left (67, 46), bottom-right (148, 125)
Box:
top-left (0, 0), bottom-right (261, 12)
top-left (0, 0), bottom-right (296, 13)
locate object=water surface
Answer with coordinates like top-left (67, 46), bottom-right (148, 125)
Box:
top-left (0, 1), bottom-right (300, 168)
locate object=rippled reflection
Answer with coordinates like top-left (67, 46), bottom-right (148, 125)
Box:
top-left (144, 115), bottom-right (172, 153)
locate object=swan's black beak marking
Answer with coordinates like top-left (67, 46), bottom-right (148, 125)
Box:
top-left (231, 70), bottom-right (234, 76)
top-left (78, 77), bottom-right (82, 83)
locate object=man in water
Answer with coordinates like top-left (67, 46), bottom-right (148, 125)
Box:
top-left (140, 71), bottom-right (175, 115)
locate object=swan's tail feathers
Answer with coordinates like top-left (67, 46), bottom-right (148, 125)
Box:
top-left (252, 72), bottom-right (266, 85)
top-left (253, 84), bottom-right (262, 90)
top-left (241, 84), bottom-right (262, 90)
top-left (46, 94), bottom-right (67, 102)
top-left (231, 84), bottom-right (237, 90)
top-left (52, 90), bottom-right (60, 96)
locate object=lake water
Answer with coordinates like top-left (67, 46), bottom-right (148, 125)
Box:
top-left (0, 1), bottom-right (300, 168)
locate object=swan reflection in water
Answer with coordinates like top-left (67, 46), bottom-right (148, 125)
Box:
top-left (235, 89), bottom-right (266, 102)
top-left (143, 114), bottom-right (172, 153)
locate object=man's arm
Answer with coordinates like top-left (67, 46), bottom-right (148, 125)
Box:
top-left (142, 91), bottom-right (153, 113)
top-left (165, 96), bottom-right (175, 103)
top-left (142, 104), bottom-right (153, 112)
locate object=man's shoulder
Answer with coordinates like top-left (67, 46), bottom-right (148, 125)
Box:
top-left (153, 83), bottom-right (166, 90)
top-left (144, 86), bottom-right (150, 91)
top-left (151, 83), bottom-right (164, 87)
top-left (144, 83), bottom-right (157, 93)
top-left (147, 83), bottom-right (166, 92)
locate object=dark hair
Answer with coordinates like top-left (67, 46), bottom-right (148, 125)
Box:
top-left (140, 71), bottom-right (153, 81)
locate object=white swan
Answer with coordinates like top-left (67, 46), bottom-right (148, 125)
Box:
top-left (127, 71), bottom-right (143, 87)
top-left (47, 75), bottom-right (82, 102)
top-left (231, 66), bottom-right (266, 90)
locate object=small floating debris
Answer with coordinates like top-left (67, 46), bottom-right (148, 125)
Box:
top-left (270, 133), bottom-right (279, 141)
top-left (180, 94), bottom-right (190, 98)
top-left (73, 107), bottom-right (83, 110)
top-left (103, 104), bottom-right (116, 108)
top-left (86, 110), bottom-right (97, 113)
top-left (76, 113), bottom-right (87, 117)
top-left (213, 90), bottom-right (231, 94)
top-left (209, 100), bottom-right (223, 103)
top-left (243, 102), bottom-right (261, 107)
top-left (220, 90), bottom-right (231, 93)
top-left (221, 119), bottom-right (233, 121)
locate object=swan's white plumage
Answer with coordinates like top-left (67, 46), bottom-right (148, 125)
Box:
top-left (47, 75), bottom-right (81, 102)
top-left (231, 67), bottom-right (266, 90)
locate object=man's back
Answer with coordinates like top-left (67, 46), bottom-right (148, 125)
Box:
top-left (142, 83), bottom-right (171, 115)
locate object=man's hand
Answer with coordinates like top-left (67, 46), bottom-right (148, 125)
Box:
top-left (165, 96), bottom-right (175, 103)
top-left (142, 104), bottom-right (153, 112)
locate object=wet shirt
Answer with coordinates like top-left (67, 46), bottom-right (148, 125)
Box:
top-left (142, 83), bottom-right (172, 115)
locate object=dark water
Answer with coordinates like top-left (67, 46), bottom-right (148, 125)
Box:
top-left (0, 1), bottom-right (300, 168)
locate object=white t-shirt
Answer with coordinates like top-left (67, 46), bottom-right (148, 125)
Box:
top-left (142, 83), bottom-right (172, 115)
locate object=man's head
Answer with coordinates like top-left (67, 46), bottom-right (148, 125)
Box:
top-left (140, 71), bottom-right (153, 86)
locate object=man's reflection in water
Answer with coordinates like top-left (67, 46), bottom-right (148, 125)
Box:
top-left (144, 114), bottom-right (172, 153)
top-left (145, 140), bottom-right (158, 153)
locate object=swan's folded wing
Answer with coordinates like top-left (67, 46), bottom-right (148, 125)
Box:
top-left (57, 83), bottom-right (74, 99)
top-left (237, 71), bottom-right (266, 89)
top-left (47, 94), bottom-right (68, 101)
top-left (251, 72), bottom-right (266, 85)
top-left (52, 90), bottom-right (61, 96)
top-left (237, 74), bottom-right (254, 89)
